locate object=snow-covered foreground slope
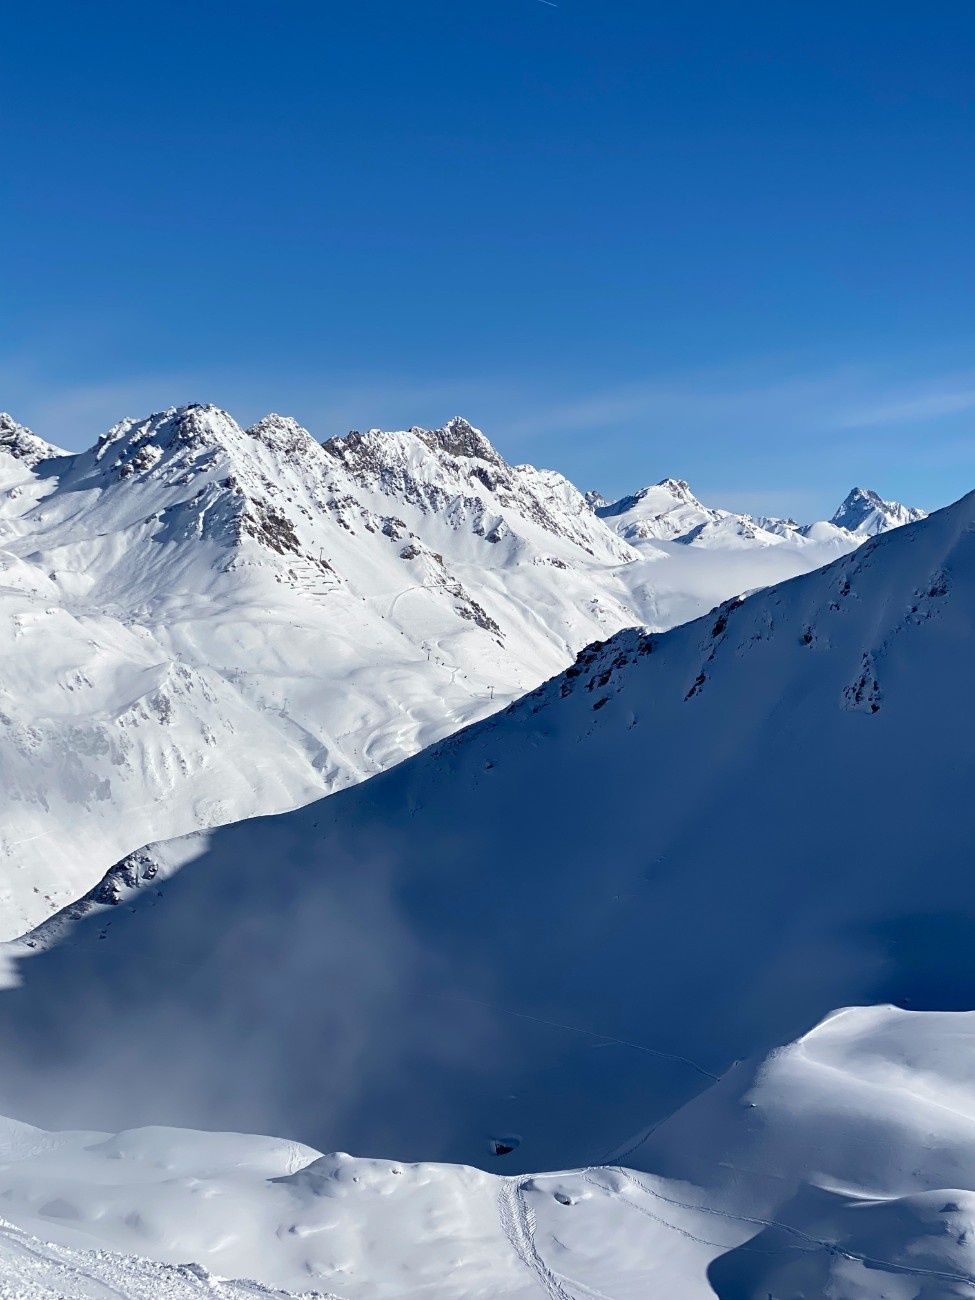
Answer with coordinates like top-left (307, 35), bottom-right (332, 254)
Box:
top-left (3, 1006), bottom-right (975, 1298)
top-left (1, 490), bottom-right (971, 1176)
top-left (0, 1219), bottom-right (308, 1300)
top-left (0, 404), bottom-right (914, 938)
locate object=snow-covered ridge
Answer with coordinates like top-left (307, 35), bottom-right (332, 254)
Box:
top-left (0, 402), bottom-right (924, 937)
top-left (596, 472), bottom-right (924, 548)
top-left (322, 415), bottom-right (634, 562)
top-left (0, 404), bottom-right (642, 934)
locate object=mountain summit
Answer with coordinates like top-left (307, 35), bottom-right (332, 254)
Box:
top-left (830, 484), bottom-right (927, 535)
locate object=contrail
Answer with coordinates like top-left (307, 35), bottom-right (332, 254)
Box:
top-left (536, 1), bottom-right (558, 7)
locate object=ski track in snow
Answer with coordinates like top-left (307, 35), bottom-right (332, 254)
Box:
top-left (0, 1217), bottom-right (336, 1300)
top-left (505, 1163), bottom-right (975, 1297)
top-left (429, 993), bottom-right (722, 1082)
top-left (591, 1168), bottom-right (975, 1290)
top-left (498, 1176), bottom-right (581, 1300)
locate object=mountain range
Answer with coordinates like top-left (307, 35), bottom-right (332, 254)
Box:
top-left (0, 473), bottom-right (970, 1297)
top-left (3, 400), bottom-right (973, 1296)
top-left (0, 404), bottom-right (921, 938)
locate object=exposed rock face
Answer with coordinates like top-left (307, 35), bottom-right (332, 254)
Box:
top-left (0, 412), bottom-right (65, 470)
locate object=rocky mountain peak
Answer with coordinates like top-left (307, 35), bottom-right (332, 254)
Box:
top-left (245, 413), bottom-right (322, 461)
top-left (86, 406), bottom-right (325, 494)
top-left (91, 405), bottom-right (241, 476)
top-left (0, 412), bottom-right (66, 467)
top-left (831, 486), bottom-right (926, 536)
top-left (322, 418), bottom-right (503, 476)
top-left (656, 477), bottom-right (698, 501)
top-left (833, 485), bottom-right (885, 520)
top-left (413, 417), bottom-right (502, 465)
top-left (596, 477), bottom-right (707, 526)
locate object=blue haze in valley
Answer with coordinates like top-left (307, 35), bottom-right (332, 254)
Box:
top-left (1, 1), bottom-right (973, 518)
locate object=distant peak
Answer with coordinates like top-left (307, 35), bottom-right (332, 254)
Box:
top-left (838, 485), bottom-right (884, 511)
top-left (168, 403), bottom-right (236, 439)
top-left (596, 477), bottom-right (702, 521)
top-left (831, 486), bottom-right (926, 536)
top-left (84, 405), bottom-right (266, 488)
top-left (93, 404), bottom-right (233, 461)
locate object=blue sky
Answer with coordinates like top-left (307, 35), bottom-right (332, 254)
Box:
top-left (2, 1), bottom-right (973, 517)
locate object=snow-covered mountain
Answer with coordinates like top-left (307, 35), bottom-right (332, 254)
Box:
top-left (0, 404), bottom-right (921, 937)
top-left (0, 490), bottom-right (972, 1297)
top-left (0, 405), bottom-right (643, 936)
top-left (596, 474), bottom-right (925, 548)
top-left (1, 489), bottom-right (969, 1159)
top-left (830, 483), bottom-right (927, 535)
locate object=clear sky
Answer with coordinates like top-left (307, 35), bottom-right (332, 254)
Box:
top-left (2, 1), bottom-right (973, 518)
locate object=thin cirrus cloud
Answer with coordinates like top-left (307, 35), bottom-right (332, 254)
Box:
top-left (502, 366), bottom-right (975, 444)
top-left (834, 386), bottom-right (975, 430)
top-left (490, 361), bottom-right (975, 517)
top-left (500, 371), bottom-right (855, 442)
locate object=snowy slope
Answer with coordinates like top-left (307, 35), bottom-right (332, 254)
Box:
top-left (0, 490), bottom-right (972, 1297)
top-left (0, 1218), bottom-right (313, 1300)
top-left (0, 404), bottom-right (909, 938)
top-left (1, 491), bottom-right (971, 1180)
